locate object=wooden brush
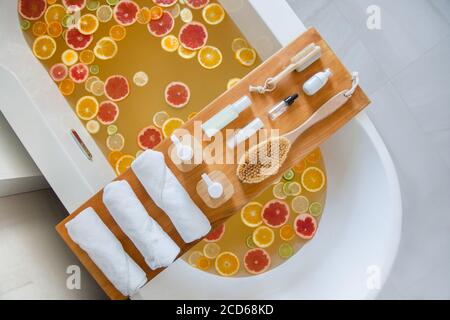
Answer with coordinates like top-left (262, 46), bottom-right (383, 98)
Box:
top-left (237, 90), bottom-right (350, 184)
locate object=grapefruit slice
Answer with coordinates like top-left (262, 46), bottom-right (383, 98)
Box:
top-left (104, 75), bottom-right (130, 102)
top-left (50, 63), bottom-right (68, 82)
top-left (113, 0), bottom-right (139, 26)
top-left (262, 200), bottom-right (290, 228)
top-left (294, 213), bottom-right (317, 240)
top-left (66, 27), bottom-right (93, 51)
top-left (244, 248), bottom-right (271, 274)
top-left (19, 0), bottom-right (47, 20)
top-left (62, 0), bottom-right (86, 11)
top-left (152, 0), bottom-right (177, 7)
top-left (137, 125), bottom-right (162, 150)
top-left (204, 224), bottom-right (225, 242)
top-left (97, 101), bottom-right (119, 125)
top-left (179, 22), bottom-right (208, 50)
top-left (147, 11), bottom-right (174, 37)
top-left (69, 63), bottom-right (89, 83)
top-left (186, 0), bottom-right (209, 10)
top-left (165, 81), bottom-right (190, 108)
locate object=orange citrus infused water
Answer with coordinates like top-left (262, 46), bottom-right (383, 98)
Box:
top-left (19, 0), bottom-right (327, 277)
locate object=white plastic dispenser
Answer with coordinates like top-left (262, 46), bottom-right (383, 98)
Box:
top-left (227, 118), bottom-right (264, 149)
top-left (170, 135), bottom-right (193, 162)
top-left (303, 68), bottom-right (332, 96)
top-left (201, 173), bottom-right (224, 199)
top-left (201, 95), bottom-right (252, 138)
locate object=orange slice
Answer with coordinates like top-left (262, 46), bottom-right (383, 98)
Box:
top-left (301, 167), bottom-right (325, 193)
top-left (61, 49), bottom-right (78, 66)
top-left (107, 133), bottom-right (125, 152)
top-left (108, 150), bottom-right (124, 167)
top-left (96, 4), bottom-right (113, 23)
top-left (115, 154), bottom-right (135, 175)
top-left (150, 6), bottom-right (163, 20)
top-left (306, 148), bottom-right (321, 163)
top-left (109, 25), bottom-right (126, 41)
top-left (178, 46), bottom-right (197, 59)
top-left (293, 159), bottom-right (307, 174)
top-left (227, 78), bottom-right (240, 90)
top-left (76, 96), bottom-right (99, 120)
top-left (32, 21), bottom-right (47, 36)
top-left (161, 35), bottom-right (179, 52)
top-left (32, 35), bottom-right (57, 60)
top-left (47, 0), bottom-right (58, 4)
top-left (187, 111), bottom-right (197, 120)
top-left (79, 49), bottom-right (95, 64)
top-left (252, 226), bottom-right (274, 248)
top-left (231, 37), bottom-right (248, 53)
top-left (202, 3), bottom-right (225, 25)
top-left (161, 117), bottom-right (184, 138)
top-left (203, 242), bottom-right (221, 259)
top-left (137, 7), bottom-right (152, 24)
top-left (78, 14), bottom-right (99, 35)
top-left (235, 47), bottom-right (256, 67)
top-left (45, 4), bottom-right (66, 24)
top-left (198, 45), bottom-right (222, 69)
top-left (93, 37), bottom-right (118, 60)
top-left (47, 21), bottom-right (62, 37)
top-left (59, 78), bottom-right (75, 96)
top-left (196, 256), bottom-right (211, 271)
top-left (240, 202), bottom-right (263, 228)
top-left (279, 224), bottom-right (295, 241)
top-left (215, 252), bottom-right (240, 277)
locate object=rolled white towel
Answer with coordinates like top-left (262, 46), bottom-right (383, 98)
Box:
top-left (103, 180), bottom-right (180, 270)
top-left (131, 149), bottom-right (211, 243)
top-left (65, 207), bottom-right (147, 297)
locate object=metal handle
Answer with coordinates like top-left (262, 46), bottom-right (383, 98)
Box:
top-left (70, 129), bottom-right (93, 161)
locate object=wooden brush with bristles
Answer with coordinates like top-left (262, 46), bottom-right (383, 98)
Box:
top-left (237, 90), bottom-right (351, 184)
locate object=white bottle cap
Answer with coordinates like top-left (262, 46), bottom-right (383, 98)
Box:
top-left (231, 95), bottom-right (252, 114)
top-left (201, 173), bottom-right (224, 199)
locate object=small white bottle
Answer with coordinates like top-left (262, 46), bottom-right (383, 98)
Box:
top-left (303, 68), bottom-right (332, 96)
top-left (226, 118), bottom-right (264, 149)
top-left (201, 96), bottom-right (252, 138)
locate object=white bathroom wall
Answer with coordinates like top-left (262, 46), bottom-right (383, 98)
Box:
top-left (287, 0), bottom-right (450, 299)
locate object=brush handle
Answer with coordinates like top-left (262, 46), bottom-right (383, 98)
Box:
top-left (284, 90), bottom-right (350, 143)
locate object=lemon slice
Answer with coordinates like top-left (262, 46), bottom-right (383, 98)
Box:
top-left (203, 243), bottom-right (221, 259)
top-left (178, 46), bottom-right (197, 59)
top-left (272, 182), bottom-right (287, 200)
top-left (231, 37), bottom-right (248, 53)
top-left (106, 133), bottom-right (125, 151)
top-left (61, 49), bottom-right (78, 66)
top-left (152, 111), bottom-right (170, 128)
top-left (133, 71), bottom-right (149, 87)
top-left (180, 8), bottom-right (193, 23)
top-left (96, 5), bottom-right (113, 23)
top-left (235, 47), bottom-right (257, 67)
top-left (161, 35), bottom-right (179, 52)
top-left (227, 78), bottom-right (240, 90)
top-left (90, 80), bottom-right (105, 96)
top-left (291, 195), bottom-right (309, 213)
top-left (94, 37), bottom-right (118, 60)
top-left (84, 75), bottom-right (99, 92)
top-left (86, 119), bottom-right (100, 134)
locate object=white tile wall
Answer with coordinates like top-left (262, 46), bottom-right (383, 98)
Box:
top-left (288, 0), bottom-right (450, 299)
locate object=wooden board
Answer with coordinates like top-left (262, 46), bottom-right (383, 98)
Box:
top-left (56, 28), bottom-right (370, 300)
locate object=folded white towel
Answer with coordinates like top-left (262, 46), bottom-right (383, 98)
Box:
top-left (131, 150), bottom-right (211, 243)
top-left (103, 180), bottom-right (180, 270)
top-left (65, 207), bottom-right (147, 297)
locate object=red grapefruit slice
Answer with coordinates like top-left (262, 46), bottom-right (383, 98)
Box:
top-left (262, 200), bottom-right (290, 228)
top-left (62, 0), bottom-right (86, 11)
top-left (66, 27), bottom-right (93, 51)
top-left (104, 75), bottom-right (130, 102)
top-left (165, 81), bottom-right (190, 108)
top-left (152, 0), bottom-right (177, 7)
top-left (69, 63), bottom-right (89, 83)
top-left (50, 63), bottom-right (68, 82)
top-left (97, 101), bottom-right (119, 125)
top-left (147, 11), bottom-right (174, 37)
top-left (137, 125), bottom-right (162, 150)
top-left (179, 22), bottom-right (208, 50)
top-left (204, 224), bottom-right (225, 242)
top-left (186, 0), bottom-right (209, 9)
top-left (294, 213), bottom-right (317, 240)
top-left (113, 0), bottom-right (139, 26)
top-left (244, 248), bottom-right (271, 274)
top-left (18, 0), bottom-right (47, 20)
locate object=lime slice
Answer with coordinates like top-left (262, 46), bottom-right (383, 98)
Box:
top-left (246, 235), bottom-right (256, 249)
top-left (187, 250), bottom-right (203, 267)
top-left (272, 182), bottom-right (287, 200)
top-left (283, 169), bottom-right (295, 181)
top-left (291, 195), bottom-right (309, 213)
top-left (62, 15), bottom-right (75, 28)
top-left (278, 243), bottom-right (294, 259)
top-left (20, 19), bottom-right (31, 30)
top-left (203, 242), bottom-right (221, 259)
top-left (152, 111), bottom-right (170, 128)
top-left (283, 181), bottom-right (302, 196)
top-left (107, 124), bottom-right (118, 136)
top-left (89, 64), bottom-right (99, 75)
top-left (106, 0), bottom-right (119, 5)
top-left (86, 0), bottom-right (100, 11)
top-left (309, 202), bottom-right (323, 217)
top-left (86, 120), bottom-right (100, 134)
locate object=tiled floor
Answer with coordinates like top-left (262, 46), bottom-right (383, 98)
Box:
top-left (287, 0), bottom-right (450, 299)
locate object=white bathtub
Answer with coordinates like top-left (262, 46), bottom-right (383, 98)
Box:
top-left (0, 0), bottom-right (401, 299)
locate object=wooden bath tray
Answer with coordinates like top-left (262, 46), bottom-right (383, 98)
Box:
top-left (56, 28), bottom-right (370, 300)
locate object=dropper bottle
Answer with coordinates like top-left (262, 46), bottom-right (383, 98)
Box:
top-left (268, 93), bottom-right (299, 120)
